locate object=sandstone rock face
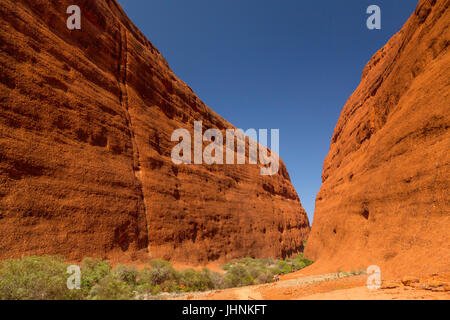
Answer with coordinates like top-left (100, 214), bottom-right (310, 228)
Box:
top-left (305, 0), bottom-right (449, 278)
top-left (0, 0), bottom-right (309, 264)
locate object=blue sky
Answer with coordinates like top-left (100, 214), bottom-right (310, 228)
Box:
top-left (118, 0), bottom-right (419, 222)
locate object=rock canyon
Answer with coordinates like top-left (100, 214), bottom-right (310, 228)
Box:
top-left (0, 0), bottom-right (448, 292)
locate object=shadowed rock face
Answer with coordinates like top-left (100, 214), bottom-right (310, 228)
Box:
top-left (0, 0), bottom-right (309, 264)
top-left (305, 0), bottom-right (449, 278)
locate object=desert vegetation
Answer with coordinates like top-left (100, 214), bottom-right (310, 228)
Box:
top-left (0, 254), bottom-right (313, 300)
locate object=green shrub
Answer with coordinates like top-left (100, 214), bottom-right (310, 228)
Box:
top-left (223, 265), bottom-right (254, 288)
top-left (239, 257), bottom-right (255, 266)
top-left (146, 259), bottom-right (176, 285)
top-left (0, 256), bottom-right (83, 300)
top-left (80, 258), bottom-right (111, 295)
top-left (220, 254), bottom-right (313, 286)
top-left (276, 260), bottom-right (292, 274)
top-left (290, 254), bottom-right (313, 271)
top-left (221, 263), bottom-right (231, 271)
top-left (152, 284), bottom-right (162, 295)
top-left (113, 264), bottom-right (138, 286)
top-left (255, 270), bottom-right (274, 284)
top-left (210, 271), bottom-right (225, 289)
top-left (135, 282), bottom-right (161, 296)
top-left (245, 263), bottom-right (275, 284)
top-left (0, 253), bottom-right (314, 300)
top-left (177, 268), bottom-right (217, 291)
top-left (137, 267), bottom-right (154, 284)
top-left (246, 264), bottom-right (263, 279)
top-left (89, 274), bottom-right (134, 300)
top-left (198, 268), bottom-right (217, 290)
top-left (160, 279), bottom-right (181, 292)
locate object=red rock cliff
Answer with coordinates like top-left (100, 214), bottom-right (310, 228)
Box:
top-left (305, 0), bottom-right (449, 278)
top-left (0, 0), bottom-right (309, 264)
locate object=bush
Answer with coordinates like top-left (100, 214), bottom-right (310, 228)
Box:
top-left (290, 254), bottom-right (313, 271)
top-left (177, 268), bottom-right (217, 292)
top-left (160, 279), bottom-right (181, 292)
top-left (210, 270), bottom-right (225, 289)
top-left (80, 258), bottom-right (112, 295)
top-left (114, 264), bottom-right (138, 286)
top-left (245, 262), bottom-right (274, 284)
top-left (146, 259), bottom-right (176, 285)
top-left (255, 269), bottom-right (274, 284)
top-left (89, 274), bottom-right (134, 300)
top-left (276, 260), bottom-right (293, 274)
top-left (0, 256), bottom-right (83, 300)
top-left (137, 267), bottom-right (154, 284)
top-left (221, 263), bottom-right (231, 271)
top-left (0, 254), bottom-right (314, 300)
top-left (135, 282), bottom-right (161, 296)
top-left (223, 265), bottom-right (254, 288)
top-left (219, 254), bottom-right (314, 287)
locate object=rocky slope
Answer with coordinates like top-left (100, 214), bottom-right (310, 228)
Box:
top-left (0, 0), bottom-right (309, 264)
top-left (305, 0), bottom-right (449, 278)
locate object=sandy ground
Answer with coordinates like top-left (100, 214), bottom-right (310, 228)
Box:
top-left (169, 271), bottom-right (450, 300)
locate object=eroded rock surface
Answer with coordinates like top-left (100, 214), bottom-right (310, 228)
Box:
top-left (305, 0), bottom-right (449, 277)
top-left (0, 0), bottom-right (309, 263)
